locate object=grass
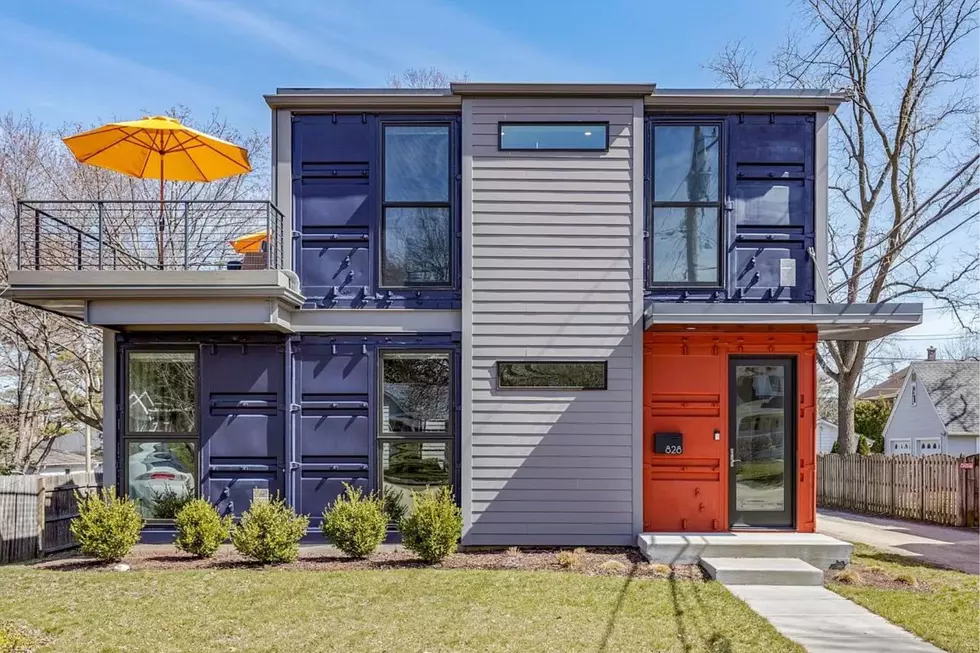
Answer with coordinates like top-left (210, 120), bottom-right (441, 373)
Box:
top-left (828, 543), bottom-right (980, 653)
top-left (0, 565), bottom-right (803, 653)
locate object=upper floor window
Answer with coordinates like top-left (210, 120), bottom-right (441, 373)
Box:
top-left (499, 122), bottom-right (609, 151)
top-left (650, 122), bottom-right (723, 286)
top-left (381, 124), bottom-right (452, 287)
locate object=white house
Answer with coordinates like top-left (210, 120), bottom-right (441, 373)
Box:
top-left (882, 359), bottom-right (979, 456)
top-left (817, 419), bottom-right (839, 454)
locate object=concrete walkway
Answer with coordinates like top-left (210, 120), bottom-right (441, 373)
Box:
top-left (727, 585), bottom-right (943, 653)
top-left (818, 509), bottom-right (980, 574)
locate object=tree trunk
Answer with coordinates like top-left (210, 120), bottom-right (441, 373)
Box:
top-left (837, 371), bottom-right (858, 454)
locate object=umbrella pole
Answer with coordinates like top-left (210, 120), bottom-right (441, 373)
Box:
top-left (158, 156), bottom-right (165, 269)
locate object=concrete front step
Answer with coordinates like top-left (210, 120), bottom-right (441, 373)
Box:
top-left (701, 557), bottom-right (824, 586)
top-left (637, 532), bottom-right (852, 570)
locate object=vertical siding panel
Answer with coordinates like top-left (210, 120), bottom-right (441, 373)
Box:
top-left (464, 97), bottom-right (636, 546)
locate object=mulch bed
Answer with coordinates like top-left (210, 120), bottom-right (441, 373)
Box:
top-left (32, 545), bottom-right (706, 580)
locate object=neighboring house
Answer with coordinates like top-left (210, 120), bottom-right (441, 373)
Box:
top-left (882, 356), bottom-right (980, 457)
top-left (26, 431), bottom-right (103, 475)
top-left (6, 83), bottom-right (923, 544)
top-left (857, 368), bottom-right (908, 401)
top-left (817, 419), bottom-right (839, 454)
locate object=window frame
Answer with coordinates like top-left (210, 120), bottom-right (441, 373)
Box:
top-left (648, 118), bottom-right (726, 289)
top-left (497, 121), bottom-right (610, 152)
top-left (121, 347), bottom-right (200, 523)
top-left (379, 121), bottom-right (455, 290)
top-left (376, 349), bottom-right (457, 517)
top-left (495, 360), bottom-right (609, 390)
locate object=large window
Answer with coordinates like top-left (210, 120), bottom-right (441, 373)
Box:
top-left (650, 123), bottom-right (723, 286)
top-left (498, 122), bottom-right (609, 151)
top-left (381, 124), bottom-right (452, 288)
top-left (497, 361), bottom-right (607, 390)
top-left (124, 350), bottom-right (198, 520)
top-left (379, 351), bottom-right (454, 518)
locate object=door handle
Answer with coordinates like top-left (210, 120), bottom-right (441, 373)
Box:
top-left (730, 448), bottom-right (741, 468)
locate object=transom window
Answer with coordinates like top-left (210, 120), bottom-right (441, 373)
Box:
top-left (497, 361), bottom-right (607, 390)
top-left (650, 122), bottom-right (723, 286)
top-left (379, 351), bottom-right (455, 519)
top-left (124, 350), bottom-right (198, 520)
top-left (381, 124), bottom-right (452, 288)
top-left (499, 122), bottom-right (609, 151)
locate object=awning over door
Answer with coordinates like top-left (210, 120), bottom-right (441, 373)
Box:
top-left (643, 302), bottom-right (922, 340)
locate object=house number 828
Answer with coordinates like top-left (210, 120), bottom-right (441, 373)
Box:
top-left (663, 445), bottom-right (682, 455)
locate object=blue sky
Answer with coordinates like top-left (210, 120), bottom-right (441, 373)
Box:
top-left (0, 0), bottom-right (972, 350)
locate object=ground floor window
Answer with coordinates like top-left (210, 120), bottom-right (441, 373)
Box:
top-left (124, 349), bottom-right (199, 520)
top-left (378, 350), bottom-right (454, 518)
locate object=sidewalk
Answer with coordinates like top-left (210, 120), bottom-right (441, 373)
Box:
top-left (727, 585), bottom-right (943, 653)
top-left (817, 509), bottom-right (979, 574)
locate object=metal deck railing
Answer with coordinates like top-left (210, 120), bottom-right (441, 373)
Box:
top-left (15, 200), bottom-right (285, 271)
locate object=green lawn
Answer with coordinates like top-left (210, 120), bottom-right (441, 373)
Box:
top-left (0, 566), bottom-right (803, 653)
top-left (828, 543), bottom-right (980, 653)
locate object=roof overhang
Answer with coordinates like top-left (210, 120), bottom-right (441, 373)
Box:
top-left (264, 89), bottom-right (460, 111)
top-left (5, 270), bottom-right (305, 331)
top-left (644, 302), bottom-right (922, 340)
top-left (646, 89), bottom-right (847, 113)
top-left (450, 82), bottom-right (657, 97)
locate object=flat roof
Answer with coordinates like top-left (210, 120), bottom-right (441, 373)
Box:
top-left (264, 83), bottom-right (847, 112)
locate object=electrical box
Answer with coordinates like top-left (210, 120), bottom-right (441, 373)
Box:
top-left (654, 432), bottom-right (683, 455)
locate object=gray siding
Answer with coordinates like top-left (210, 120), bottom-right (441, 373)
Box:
top-left (462, 97), bottom-right (641, 546)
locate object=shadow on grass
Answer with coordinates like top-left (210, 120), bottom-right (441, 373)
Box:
top-left (596, 562), bottom-right (637, 653)
top-left (854, 548), bottom-right (963, 573)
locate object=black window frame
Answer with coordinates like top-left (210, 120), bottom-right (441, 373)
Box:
top-left (376, 349), bottom-right (456, 518)
top-left (379, 121), bottom-right (454, 290)
top-left (121, 348), bottom-right (200, 523)
top-left (648, 118), bottom-right (726, 289)
top-left (496, 360), bottom-right (609, 390)
top-left (498, 121), bottom-right (610, 152)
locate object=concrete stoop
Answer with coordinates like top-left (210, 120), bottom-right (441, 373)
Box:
top-left (700, 557), bottom-right (824, 586)
top-left (637, 532), bottom-right (853, 570)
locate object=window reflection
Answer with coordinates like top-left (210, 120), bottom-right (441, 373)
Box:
top-left (382, 353), bottom-right (450, 433)
top-left (127, 441), bottom-right (196, 519)
top-left (382, 207), bottom-right (451, 285)
top-left (127, 351), bottom-right (196, 434)
top-left (733, 365), bottom-right (786, 512)
top-left (380, 440), bottom-right (451, 517)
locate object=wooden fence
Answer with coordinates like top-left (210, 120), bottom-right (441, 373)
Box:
top-left (818, 454), bottom-right (980, 527)
top-left (0, 472), bottom-right (102, 564)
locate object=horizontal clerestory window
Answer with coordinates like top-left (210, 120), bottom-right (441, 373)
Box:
top-left (497, 361), bottom-right (608, 390)
top-left (650, 122), bottom-right (724, 287)
top-left (498, 122), bottom-right (609, 151)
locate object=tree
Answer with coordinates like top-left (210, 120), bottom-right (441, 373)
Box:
top-left (0, 109), bottom-right (268, 471)
top-left (387, 67), bottom-right (469, 89)
top-left (941, 333), bottom-right (980, 359)
top-left (708, 0), bottom-right (979, 453)
top-left (854, 398), bottom-right (891, 453)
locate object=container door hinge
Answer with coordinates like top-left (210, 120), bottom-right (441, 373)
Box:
top-left (289, 462), bottom-right (301, 471)
top-left (289, 403), bottom-right (302, 413)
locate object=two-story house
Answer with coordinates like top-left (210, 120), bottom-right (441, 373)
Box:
top-left (8, 83), bottom-right (922, 553)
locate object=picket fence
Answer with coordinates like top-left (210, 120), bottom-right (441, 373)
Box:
top-left (0, 472), bottom-right (102, 564)
top-left (818, 453), bottom-right (980, 527)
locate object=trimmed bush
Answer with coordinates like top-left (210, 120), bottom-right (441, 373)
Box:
top-left (231, 497), bottom-right (309, 564)
top-left (321, 484), bottom-right (387, 558)
top-left (174, 499), bottom-right (232, 558)
top-left (556, 549), bottom-right (582, 569)
top-left (70, 487), bottom-right (143, 562)
top-left (399, 486), bottom-right (462, 564)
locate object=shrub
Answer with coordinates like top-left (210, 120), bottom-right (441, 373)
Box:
top-left (0, 620), bottom-right (48, 653)
top-left (894, 571), bottom-right (918, 587)
top-left (650, 563), bottom-right (672, 575)
top-left (150, 487), bottom-right (195, 520)
top-left (231, 497), bottom-right (309, 564)
top-left (834, 568), bottom-right (863, 585)
top-left (505, 546), bottom-right (521, 557)
top-left (857, 434), bottom-right (872, 456)
top-left (399, 486), bottom-right (462, 564)
top-left (600, 559), bottom-right (627, 573)
top-left (70, 487), bottom-right (142, 562)
top-left (556, 549), bottom-right (582, 569)
top-left (321, 484), bottom-right (387, 558)
top-left (174, 499), bottom-right (232, 558)
top-left (381, 485), bottom-right (407, 525)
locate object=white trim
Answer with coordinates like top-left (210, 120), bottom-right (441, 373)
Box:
top-left (101, 330), bottom-right (116, 490)
top-left (630, 97), bottom-right (645, 538)
top-left (814, 111), bottom-right (829, 303)
top-left (459, 98), bottom-right (475, 539)
top-left (274, 109), bottom-right (293, 272)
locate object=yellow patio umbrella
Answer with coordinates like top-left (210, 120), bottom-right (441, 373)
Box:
top-left (230, 230), bottom-right (267, 254)
top-left (62, 115), bottom-right (252, 266)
